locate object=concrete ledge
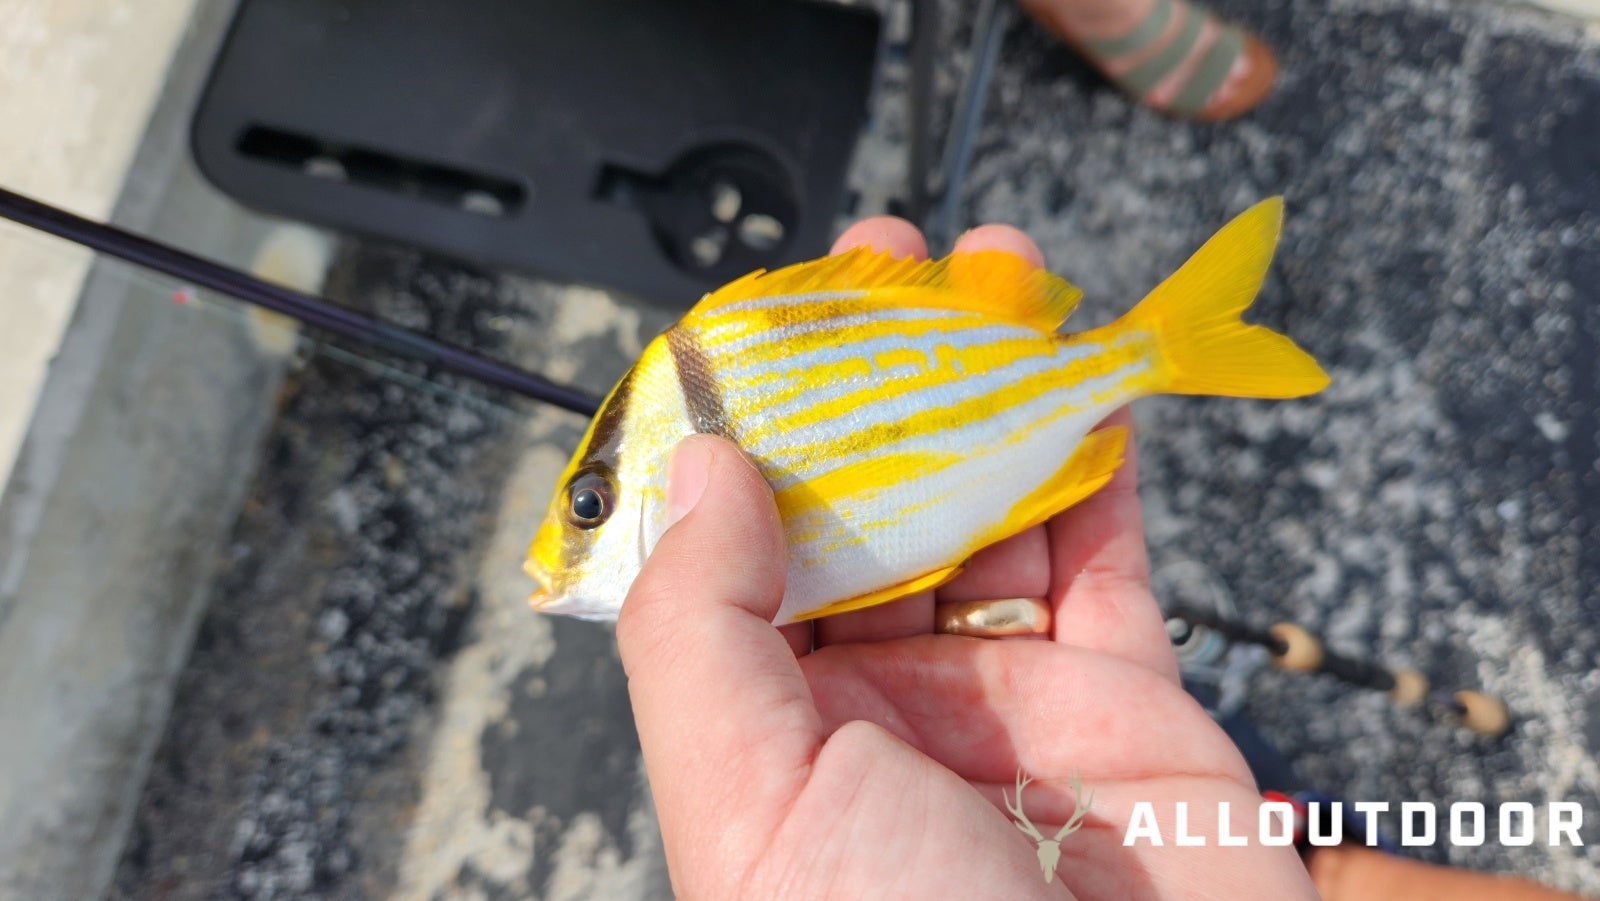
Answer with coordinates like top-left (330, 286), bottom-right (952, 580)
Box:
top-left (0, 2), bottom-right (314, 897)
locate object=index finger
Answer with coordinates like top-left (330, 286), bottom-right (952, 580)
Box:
top-left (831, 215), bottom-right (927, 259)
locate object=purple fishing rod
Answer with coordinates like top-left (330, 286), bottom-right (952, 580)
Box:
top-left (0, 185), bottom-right (601, 417)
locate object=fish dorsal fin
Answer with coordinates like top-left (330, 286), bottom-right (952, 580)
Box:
top-left (690, 246), bottom-right (1083, 330)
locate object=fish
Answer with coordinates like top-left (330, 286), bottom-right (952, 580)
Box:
top-left (525, 197), bottom-right (1328, 624)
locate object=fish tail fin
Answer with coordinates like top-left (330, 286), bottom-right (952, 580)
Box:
top-left (1126, 197), bottom-right (1329, 399)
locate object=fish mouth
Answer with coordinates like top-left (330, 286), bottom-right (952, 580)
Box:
top-left (528, 589), bottom-right (614, 621)
top-left (524, 564), bottom-right (605, 619)
top-left (523, 560), bottom-right (618, 620)
top-left (524, 559), bottom-right (556, 610)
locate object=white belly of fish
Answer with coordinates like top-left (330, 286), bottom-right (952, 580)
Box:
top-left (757, 359), bottom-right (1142, 625)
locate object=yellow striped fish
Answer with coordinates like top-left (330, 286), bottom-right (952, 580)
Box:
top-left (525, 197), bottom-right (1328, 624)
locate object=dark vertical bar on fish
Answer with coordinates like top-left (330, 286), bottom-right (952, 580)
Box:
top-left (666, 327), bottom-right (731, 437)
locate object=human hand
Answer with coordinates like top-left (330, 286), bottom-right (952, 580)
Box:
top-left (616, 220), bottom-right (1317, 899)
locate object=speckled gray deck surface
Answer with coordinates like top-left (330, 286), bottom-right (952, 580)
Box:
top-left (114, 0), bottom-right (1600, 897)
top-left (978, 0), bottom-right (1600, 891)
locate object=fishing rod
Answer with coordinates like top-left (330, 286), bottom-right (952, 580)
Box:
top-left (1165, 603), bottom-right (1510, 738)
top-left (0, 185), bottom-right (602, 417)
top-left (2, 184), bottom-right (1514, 740)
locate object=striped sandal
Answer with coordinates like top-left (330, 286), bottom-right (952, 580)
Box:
top-left (1025, 0), bottom-right (1278, 121)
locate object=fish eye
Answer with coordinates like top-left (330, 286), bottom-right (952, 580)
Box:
top-left (565, 472), bottom-right (614, 529)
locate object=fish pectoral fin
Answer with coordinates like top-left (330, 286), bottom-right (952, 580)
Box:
top-left (975, 426), bottom-right (1130, 547)
top-left (791, 562), bottom-right (967, 622)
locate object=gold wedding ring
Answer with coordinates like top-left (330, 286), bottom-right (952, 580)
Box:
top-left (934, 597), bottom-right (1052, 638)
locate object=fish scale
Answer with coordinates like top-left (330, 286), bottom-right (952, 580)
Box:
top-left (525, 197), bottom-right (1330, 625)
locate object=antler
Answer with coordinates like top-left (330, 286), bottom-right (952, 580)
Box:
top-left (1051, 770), bottom-right (1096, 842)
top-left (1003, 769), bottom-right (1045, 841)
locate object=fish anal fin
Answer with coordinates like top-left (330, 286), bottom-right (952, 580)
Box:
top-left (791, 561), bottom-right (966, 622)
top-left (975, 426), bottom-right (1129, 547)
top-left (691, 246), bottom-right (1082, 330)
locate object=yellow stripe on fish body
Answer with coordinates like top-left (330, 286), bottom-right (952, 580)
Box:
top-left (687, 299), bottom-right (1158, 622)
top-left (523, 197), bottom-right (1329, 625)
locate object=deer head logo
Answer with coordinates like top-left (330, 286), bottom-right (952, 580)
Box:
top-left (1003, 768), bottom-right (1094, 883)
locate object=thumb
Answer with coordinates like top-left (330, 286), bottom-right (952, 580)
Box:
top-left (626, 433), bottom-right (788, 626)
top-left (616, 435), bottom-right (822, 865)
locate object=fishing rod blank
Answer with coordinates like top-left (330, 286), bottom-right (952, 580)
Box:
top-left (1165, 604), bottom-right (1510, 738)
top-left (0, 185), bottom-right (601, 417)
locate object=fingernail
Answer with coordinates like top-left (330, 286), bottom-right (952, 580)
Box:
top-left (666, 436), bottom-right (713, 527)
